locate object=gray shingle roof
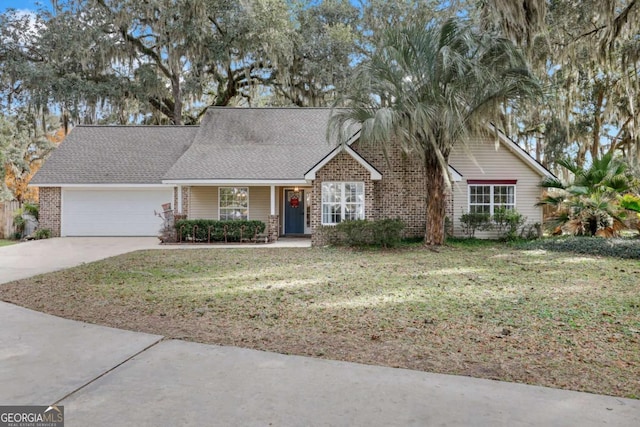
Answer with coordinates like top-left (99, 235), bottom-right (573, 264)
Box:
top-left (31, 126), bottom-right (197, 185)
top-left (163, 108), bottom-right (337, 181)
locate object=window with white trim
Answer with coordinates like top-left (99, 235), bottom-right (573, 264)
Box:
top-left (468, 184), bottom-right (515, 214)
top-left (219, 187), bottom-right (248, 220)
top-left (321, 182), bottom-right (364, 224)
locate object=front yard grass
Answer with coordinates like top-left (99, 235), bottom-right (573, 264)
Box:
top-left (1, 243), bottom-right (639, 398)
top-left (0, 239), bottom-right (17, 247)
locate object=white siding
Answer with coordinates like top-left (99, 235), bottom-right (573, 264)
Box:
top-left (449, 136), bottom-right (545, 238)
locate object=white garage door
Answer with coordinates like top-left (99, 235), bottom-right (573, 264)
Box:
top-left (62, 188), bottom-right (173, 236)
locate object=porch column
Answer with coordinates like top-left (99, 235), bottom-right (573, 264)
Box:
top-left (177, 185), bottom-right (183, 214)
top-left (268, 185), bottom-right (279, 242)
top-left (270, 185), bottom-right (276, 215)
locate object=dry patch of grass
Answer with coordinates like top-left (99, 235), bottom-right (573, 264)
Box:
top-left (2, 244), bottom-right (639, 398)
top-left (0, 239), bottom-right (17, 247)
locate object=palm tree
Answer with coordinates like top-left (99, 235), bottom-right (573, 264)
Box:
top-left (539, 152), bottom-right (634, 236)
top-left (328, 19), bottom-right (540, 245)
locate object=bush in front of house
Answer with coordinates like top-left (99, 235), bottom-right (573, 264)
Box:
top-left (460, 208), bottom-right (533, 241)
top-left (329, 218), bottom-right (405, 248)
top-left (33, 228), bottom-right (51, 239)
top-left (492, 207), bottom-right (527, 240)
top-left (175, 219), bottom-right (266, 242)
top-left (459, 212), bottom-right (492, 237)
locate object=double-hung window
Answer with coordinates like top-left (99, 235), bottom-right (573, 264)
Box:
top-left (468, 181), bottom-right (516, 214)
top-left (321, 182), bottom-right (364, 225)
top-left (219, 187), bottom-right (249, 220)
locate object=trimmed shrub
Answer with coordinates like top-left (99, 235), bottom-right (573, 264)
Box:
top-left (459, 212), bottom-right (491, 237)
top-left (333, 219), bottom-right (405, 248)
top-left (175, 219), bottom-right (266, 243)
top-left (34, 228), bottom-right (51, 239)
top-left (493, 207), bottom-right (527, 241)
top-left (518, 236), bottom-right (640, 259)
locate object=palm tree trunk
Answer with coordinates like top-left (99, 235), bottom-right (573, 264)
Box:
top-left (424, 154), bottom-right (446, 245)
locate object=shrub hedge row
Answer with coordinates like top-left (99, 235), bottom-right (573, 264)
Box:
top-left (518, 236), bottom-right (640, 259)
top-left (175, 219), bottom-right (266, 242)
top-left (323, 219), bottom-right (406, 248)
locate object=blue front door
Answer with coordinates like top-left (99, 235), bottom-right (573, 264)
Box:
top-left (284, 189), bottom-right (305, 234)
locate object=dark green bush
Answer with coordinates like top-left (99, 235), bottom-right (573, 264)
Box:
top-left (459, 212), bottom-right (492, 237)
top-left (34, 228), bottom-right (51, 239)
top-left (175, 219), bottom-right (265, 242)
top-left (493, 207), bottom-right (526, 240)
top-left (518, 236), bottom-right (640, 259)
top-left (333, 219), bottom-right (405, 248)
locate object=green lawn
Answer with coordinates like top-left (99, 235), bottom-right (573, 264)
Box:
top-left (0, 239), bottom-right (17, 247)
top-left (1, 242), bottom-right (639, 398)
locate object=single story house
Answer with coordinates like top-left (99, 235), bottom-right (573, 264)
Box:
top-left (31, 108), bottom-right (553, 244)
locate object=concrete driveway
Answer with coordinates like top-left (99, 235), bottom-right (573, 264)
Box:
top-left (0, 237), bottom-right (160, 284)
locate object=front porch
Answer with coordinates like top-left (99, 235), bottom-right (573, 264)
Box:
top-left (172, 184), bottom-right (313, 241)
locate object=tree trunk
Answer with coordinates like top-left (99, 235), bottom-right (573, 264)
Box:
top-left (424, 154), bottom-right (447, 246)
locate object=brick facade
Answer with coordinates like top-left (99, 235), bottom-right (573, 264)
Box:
top-left (353, 141), bottom-right (427, 238)
top-left (311, 151), bottom-right (376, 245)
top-left (39, 187), bottom-right (61, 237)
top-left (268, 215), bottom-right (279, 242)
top-left (445, 188), bottom-right (454, 236)
top-left (173, 186), bottom-right (191, 216)
top-left (311, 143), bottom-right (454, 245)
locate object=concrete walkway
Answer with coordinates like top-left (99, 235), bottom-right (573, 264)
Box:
top-left (0, 237), bottom-right (638, 425)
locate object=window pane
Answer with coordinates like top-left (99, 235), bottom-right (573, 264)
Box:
top-left (494, 186), bottom-right (515, 208)
top-left (468, 184), bottom-right (515, 215)
top-left (321, 182), bottom-right (364, 224)
top-left (470, 205), bottom-right (490, 214)
top-left (219, 187), bottom-right (248, 220)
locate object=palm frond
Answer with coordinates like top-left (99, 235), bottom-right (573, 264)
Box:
top-left (539, 176), bottom-right (565, 189)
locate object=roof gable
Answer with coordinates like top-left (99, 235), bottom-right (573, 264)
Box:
top-left (304, 145), bottom-right (382, 181)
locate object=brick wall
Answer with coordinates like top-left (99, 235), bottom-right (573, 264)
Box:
top-left (311, 151), bottom-right (375, 246)
top-left (182, 186), bottom-right (190, 215)
top-left (268, 215), bottom-right (279, 242)
top-left (39, 187), bottom-right (61, 237)
top-left (173, 186), bottom-right (191, 216)
top-left (311, 143), bottom-right (455, 245)
top-left (352, 141), bottom-right (427, 238)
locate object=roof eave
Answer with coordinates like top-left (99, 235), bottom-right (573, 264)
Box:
top-left (162, 179), bottom-right (310, 186)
